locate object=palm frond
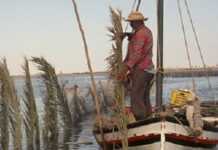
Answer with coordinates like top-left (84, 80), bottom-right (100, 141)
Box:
top-left (53, 76), bottom-right (73, 126)
top-left (32, 57), bottom-right (73, 125)
top-left (0, 58), bottom-right (22, 150)
top-left (22, 57), bottom-right (40, 150)
top-left (32, 56), bottom-right (73, 148)
top-left (106, 8), bottom-right (124, 78)
top-left (0, 96), bottom-right (9, 150)
top-left (31, 57), bottom-right (58, 148)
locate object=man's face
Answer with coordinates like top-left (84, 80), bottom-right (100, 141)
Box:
top-left (130, 21), bottom-right (143, 30)
top-left (130, 21), bottom-right (138, 29)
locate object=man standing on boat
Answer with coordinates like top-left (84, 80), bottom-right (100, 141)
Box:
top-left (118, 11), bottom-right (154, 120)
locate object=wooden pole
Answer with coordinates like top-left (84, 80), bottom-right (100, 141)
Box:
top-left (156, 0), bottom-right (164, 108)
top-left (71, 0), bottom-right (106, 149)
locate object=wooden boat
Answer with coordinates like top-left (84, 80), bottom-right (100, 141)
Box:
top-left (93, 0), bottom-right (218, 149)
top-left (94, 114), bottom-right (218, 149)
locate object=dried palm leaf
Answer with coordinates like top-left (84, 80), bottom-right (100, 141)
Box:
top-left (22, 57), bottom-right (40, 150)
top-left (106, 8), bottom-right (129, 149)
top-left (0, 92), bottom-right (9, 150)
top-left (31, 57), bottom-right (58, 149)
top-left (32, 56), bottom-right (73, 148)
top-left (32, 57), bottom-right (72, 126)
top-left (53, 75), bottom-right (73, 126)
top-left (0, 58), bottom-right (22, 150)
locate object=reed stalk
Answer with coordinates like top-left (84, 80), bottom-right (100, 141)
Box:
top-left (0, 58), bottom-right (22, 150)
top-left (22, 57), bottom-right (40, 150)
top-left (106, 8), bottom-right (128, 149)
top-left (32, 57), bottom-right (58, 149)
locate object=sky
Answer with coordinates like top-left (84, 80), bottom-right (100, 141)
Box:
top-left (0, 0), bottom-right (218, 75)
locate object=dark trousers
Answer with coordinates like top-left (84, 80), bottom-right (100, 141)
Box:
top-left (129, 68), bottom-right (154, 120)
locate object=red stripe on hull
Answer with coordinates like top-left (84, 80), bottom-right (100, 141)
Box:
top-left (99, 133), bottom-right (218, 147)
top-left (166, 133), bottom-right (218, 145)
top-left (105, 133), bottom-right (160, 145)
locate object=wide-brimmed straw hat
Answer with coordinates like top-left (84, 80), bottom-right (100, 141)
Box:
top-left (126, 11), bottom-right (148, 21)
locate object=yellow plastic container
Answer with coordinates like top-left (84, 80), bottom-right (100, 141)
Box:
top-left (170, 89), bottom-right (194, 107)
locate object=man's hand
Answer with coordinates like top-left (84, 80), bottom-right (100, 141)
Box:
top-left (119, 32), bottom-right (133, 40)
top-left (116, 63), bottom-right (129, 81)
top-left (124, 32), bottom-right (133, 41)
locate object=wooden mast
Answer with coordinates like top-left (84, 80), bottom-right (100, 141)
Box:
top-left (156, 0), bottom-right (164, 108)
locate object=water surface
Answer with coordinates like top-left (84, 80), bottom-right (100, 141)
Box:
top-left (13, 75), bottom-right (218, 149)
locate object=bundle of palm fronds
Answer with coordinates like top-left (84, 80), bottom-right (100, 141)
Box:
top-left (106, 7), bottom-right (124, 79)
top-left (106, 8), bottom-right (128, 149)
top-left (22, 57), bottom-right (40, 150)
top-left (32, 57), bottom-right (58, 148)
top-left (32, 56), bottom-right (73, 147)
top-left (0, 58), bottom-right (22, 150)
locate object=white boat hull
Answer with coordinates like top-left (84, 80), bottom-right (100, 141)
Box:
top-left (94, 116), bottom-right (218, 149)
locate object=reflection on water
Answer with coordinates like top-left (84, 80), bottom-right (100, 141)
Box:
top-left (61, 115), bottom-right (99, 150)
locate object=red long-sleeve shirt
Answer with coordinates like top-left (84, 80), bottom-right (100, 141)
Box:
top-left (124, 25), bottom-right (153, 71)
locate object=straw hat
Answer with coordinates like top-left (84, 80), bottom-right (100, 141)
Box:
top-left (126, 11), bottom-right (148, 21)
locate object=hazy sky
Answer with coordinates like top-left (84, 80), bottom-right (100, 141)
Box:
top-left (0, 0), bottom-right (218, 75)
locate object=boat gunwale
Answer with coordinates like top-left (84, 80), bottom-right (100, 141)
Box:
top-left (98, 133), bottom-right (218, 148)
top-left (93, 116), bottom-right (218, 134)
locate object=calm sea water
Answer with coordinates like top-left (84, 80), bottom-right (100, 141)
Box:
top-left (14, 75), bottom-right (218, 150)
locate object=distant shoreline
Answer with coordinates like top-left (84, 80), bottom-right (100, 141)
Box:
top-left (164, 67), bottom-right (218, 77)
top-left (12, 67), bottom-right (218, 79)
top-left (63, 67), bottom-right (218, 78)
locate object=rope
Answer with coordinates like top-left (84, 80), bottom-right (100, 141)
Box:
top-left (124, 0), bottom-right (143, 33)
top-left (124, 0), bottom-right (138, 33)
top-left (136, 0), bottom-right (142, 11)
top-left (132, 0), bottom-right (137, 11)
top-left (172, 115), bottom-right (192, 135)
top-left (176, 0), bottom-right (196, 92)
top-left (184, 0), bottom-right (216, 103)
